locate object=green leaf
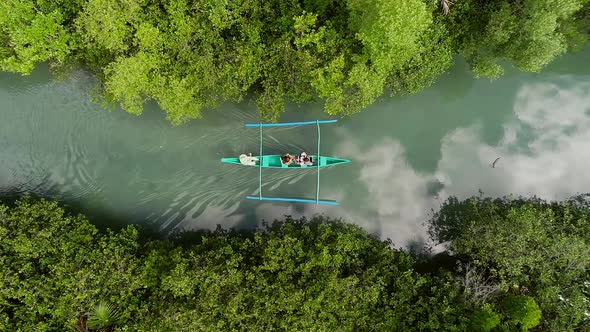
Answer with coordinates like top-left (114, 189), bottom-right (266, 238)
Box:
top-left (87, 301), bottom-right (123, 330)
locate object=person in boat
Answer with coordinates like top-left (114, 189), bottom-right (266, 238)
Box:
top-left (281, 153), bottom-right (296, 165)
top-left (239, 153), bottom-right (259, 166)
top-left (298, 152), bottom-right (313, 166)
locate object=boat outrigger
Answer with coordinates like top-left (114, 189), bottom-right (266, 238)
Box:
top-left (220, 120), bottom-right (351, 205)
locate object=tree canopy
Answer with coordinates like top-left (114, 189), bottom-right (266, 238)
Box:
top-left (1, 0), bottom-right (588, 123)
top-left (446, 0), bottom-right (590, 78)
top-left (0, 197), bottom-right (467, 331)
top-left (428, 195), bottom-right (590, 331)
top-left (1, 195), bottom-right (589, 330)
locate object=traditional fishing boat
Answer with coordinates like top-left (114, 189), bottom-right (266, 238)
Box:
top-left (220, 120), bottom-right (351, 205)
top-left (220, 155), bottom-right (349, 168)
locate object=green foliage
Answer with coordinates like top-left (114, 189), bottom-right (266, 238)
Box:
top-left (312, 0), bottom-right (433, 115)
top-left (583, 3), bottom-right (590, 32)
top-left (387, 24), bottom-right (453, 95)
top-left (447, 0), bottom-right (590, 78)
top-left (348, 0), bottom-right (430, 71)
top-left (2, 194), bottom-right (589, 330)
top-left (86, 301), bottom-right (122, 330)
top-left (75, 0), bottom-right (138, 54)
top-left (1, 0), bottom-right (588, 121)
top-left (502, 295), bottom-right (542, 330)
top-left (149, 218), bottom-right (469, 331)
top-left (429, 195), bottom-right (590, 331)
top-left (469, 305), bottom-right (501, 332)
top-left (0, 197), bottom-right (470, 331)
top-left (0, 197), bottom-right (144, 330)
top-left (0, 0), bottom-right (75, 74)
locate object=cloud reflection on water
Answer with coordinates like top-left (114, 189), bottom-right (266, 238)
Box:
top-left (437, 80), bottom-right (590, 201)
top-left (321, 79), bottom-right (590, 247)
top-left (3, 66), bottom-right (589, 249)
top-left (331, 137), bottom-right (436, 247)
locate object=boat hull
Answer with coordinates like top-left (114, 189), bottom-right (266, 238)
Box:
top-left (220, 155), bottom-right (350, 168)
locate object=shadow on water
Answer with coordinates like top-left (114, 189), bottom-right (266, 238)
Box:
top-left (168, 223), bottom-right (260, 250)
top-left (0, 185), bottom-right (162, 238)
top-left (414, 252), bottom-right (458, 274)
top-left (434, 56), bottom-right (475, 103)
top-left (543, 44), bottom-right (590, 76)
top-left (0, 66), bottom-right (53, 92)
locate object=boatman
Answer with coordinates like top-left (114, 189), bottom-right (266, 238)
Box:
top-left (239, 153), bottom-right (259, 166)
top-left (298, 152), bottom-right (313, 166)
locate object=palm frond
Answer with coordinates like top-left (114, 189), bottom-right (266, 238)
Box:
top-left (87, 301), bottom-right (122, 330)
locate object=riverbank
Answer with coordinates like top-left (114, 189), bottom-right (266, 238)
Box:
top-left (1, 195), bottom-right (587, 331)
top-left (3, 0), bottom-right (587, 121)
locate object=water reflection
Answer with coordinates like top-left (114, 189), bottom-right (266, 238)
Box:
top-left (437, 79), bottom-right (590, 200)
top-left (0, 49), bottom-right (589, 247)
top-left (246, 77), bottom-right (590, 247)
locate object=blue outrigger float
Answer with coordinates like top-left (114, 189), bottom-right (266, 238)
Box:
top-left (220, 120), bottom-right (351, 205)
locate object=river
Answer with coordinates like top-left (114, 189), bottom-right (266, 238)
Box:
top-left (1, 46), bottom-right (589, 247)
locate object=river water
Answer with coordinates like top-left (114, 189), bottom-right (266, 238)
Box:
top-left (1, 46), bottom-right (589, 247)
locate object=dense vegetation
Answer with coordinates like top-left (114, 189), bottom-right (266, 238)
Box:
top-left (1, 0), bottom-right (589, 123)
top-left (429, 195), bottom-right (590, 331)
top-left (1, 196), bottom-right (588, 331)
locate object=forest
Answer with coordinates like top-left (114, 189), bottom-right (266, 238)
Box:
top-left (1, 195), bottom-right (588, 331)
top-left (2, 1), bottom-right (590, 330)
top-left (1, 0), bottom-right (589, 123)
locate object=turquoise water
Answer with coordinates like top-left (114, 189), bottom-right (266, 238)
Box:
top-left (1, 46), bottom-right (589, 246)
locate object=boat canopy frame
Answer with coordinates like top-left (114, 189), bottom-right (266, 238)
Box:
top-left (244, 119), bottom-right (341, 205)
